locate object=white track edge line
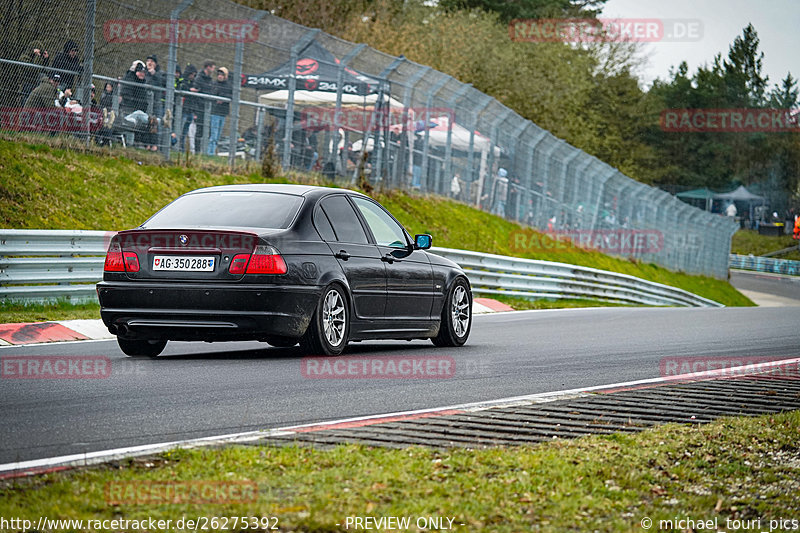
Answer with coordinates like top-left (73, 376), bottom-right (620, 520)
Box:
top-left (2, 356), bottom-right (798, 475)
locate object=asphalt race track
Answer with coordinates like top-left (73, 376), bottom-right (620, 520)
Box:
top-left (2, 306), bottom-right (799, 464)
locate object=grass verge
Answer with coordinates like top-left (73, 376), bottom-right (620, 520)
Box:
top-left (0, 137), bottom-right (752, 312)
top-left (731, 229), bottom-right (800, 260)
top-left (0, 300), bottom-right (101, 324)
top-left (2, 411), bottom-right (798, 532)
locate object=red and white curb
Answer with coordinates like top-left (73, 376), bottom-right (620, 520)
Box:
top-left (0, 320), bottom-right (113, 346)
top-left (2, 356), bottom-right (797, 479)
top-left (0, 299), bottom-right (514, 346)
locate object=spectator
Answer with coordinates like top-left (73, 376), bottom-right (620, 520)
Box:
top-left (99, 82), bottom-right (115, 111)
top-left (52, 40), bottom-right (82, 90)
top-left (492, 168), bottom-right (509, 216)
top-left (144, 54), bottom-right (166, 116)
top-left (24, 72), bottom-right (60, 108)
top-left (97, 82), bottom-right (116, 147)
top-left (120, 60), bottom-right (156, 151)
top-left (450, 174), bottom-right (462, 200)
top-left (178, 64), bottom-right (198, 153)
top-left (190, 60), bottom-right (215, 153)
top-left (18, 40), bottom-right (50, 105)
top-left (207, 66), bottom-right (231, 156)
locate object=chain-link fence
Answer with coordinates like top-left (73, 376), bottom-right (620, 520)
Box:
top-left (0, 0), bottom-right (737, 278)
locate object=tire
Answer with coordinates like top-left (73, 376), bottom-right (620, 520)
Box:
top-left (117, 337), bottom-right (167, 357)
top-left (300, 284), bottom-right (349, 356)
top-left (263, 335), bottom-right (299, 348)
top-left (432, 277), bottom-right (472, 347)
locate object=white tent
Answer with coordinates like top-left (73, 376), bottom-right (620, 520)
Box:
top-left (258, 91), bottom-right (404, 108)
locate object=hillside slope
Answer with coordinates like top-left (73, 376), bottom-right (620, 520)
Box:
top-left (0, 138), bottom-right (752, 307)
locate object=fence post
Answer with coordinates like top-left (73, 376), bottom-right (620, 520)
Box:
top-left (163, 0), bottom-right (193, 161)
top-left (467, 95), bottom-right (492, 206)
top-left (395, 65), bottom-right (430, 188)
top-left (443, 83), bottom-right (471, 191)
top-left (229, 11), bottom-right (265, 171)
top-left (373, 55), bottom-right (405, 182)
top-left (81, 0), bottom-right (96, 146)
top-left (282, 29), bottom-right (320, 170)
top-left (418, 75), bottom-right (450, 192)
top-left (329, 44), bottom-right (366, 176)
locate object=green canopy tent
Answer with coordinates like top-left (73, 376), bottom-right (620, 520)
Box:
top-left (676, 187), bottom-right (716, 211)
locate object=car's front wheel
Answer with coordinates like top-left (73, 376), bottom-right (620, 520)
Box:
top-left (300, 284), bottom-right (349, 356)
top-left (117, 337), bottom-right (167, 357)
top-left (432, 278), bottom-right (472, 347)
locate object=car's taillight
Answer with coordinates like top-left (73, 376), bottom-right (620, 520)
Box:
top-left (247, 245), bottom-right (287, 274)
top-left (123, 251), bottom-right (140, 272)
top-left (104, 241), bottom-right (124, 272)
top-left (229, 245), bottom-right (287, 275)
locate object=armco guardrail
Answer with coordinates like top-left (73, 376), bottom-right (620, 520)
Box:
top-left (0, 230), bottom-right (109, 303)
top-left (0, 229), bottom-right (720, 308)
top-left (729, 254), bottom-right (800, 277)
top-left (430, 247), bottom-right (722, 308)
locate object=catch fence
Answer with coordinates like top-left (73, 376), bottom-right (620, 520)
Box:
top-left (0, 0), bottom-right (737, 278)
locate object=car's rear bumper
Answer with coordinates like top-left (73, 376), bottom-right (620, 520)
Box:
top-left (97, 281), bottom-right (320, 341)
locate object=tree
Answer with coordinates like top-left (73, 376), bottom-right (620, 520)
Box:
top-left (438, 0), bottom-right (607, 23)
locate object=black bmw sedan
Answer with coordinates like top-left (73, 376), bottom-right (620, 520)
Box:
top-left (97, 184), bottom-right (472, 357)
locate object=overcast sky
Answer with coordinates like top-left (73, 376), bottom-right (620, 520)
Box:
top-left (601, 0), bottom-right (797, 89)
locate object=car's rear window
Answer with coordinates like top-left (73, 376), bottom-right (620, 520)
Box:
top-left (142, 192), bottom-right (303, 229)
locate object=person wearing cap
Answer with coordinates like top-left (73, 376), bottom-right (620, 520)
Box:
top-left (52, 40), bottom-right (83, 90)
top-left (207, 66), bottom-right (231, 156)
top-left (17, 40), bottom-right (51, 105)
top-left (144, 54), bottom-right (166, 117)
top-left (24, 72), bottom-right (61, 109)
top-left (120, 60), bottom-right (157, 150)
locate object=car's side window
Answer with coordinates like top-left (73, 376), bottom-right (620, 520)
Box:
top-left (313, 207), bottom-right (337, 242)
top-left (352, 197), bottom-right (408, 248)
top-left (320, 195), bottom-right (369, 244)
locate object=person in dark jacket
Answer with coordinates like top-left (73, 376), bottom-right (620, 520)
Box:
top-left (144, 54), bottom-right (166, 117)
top-left (207, 66), bottom-right (231, 156)
top-left (119, 60), bottom-right (156, 150)
top-left (191, 60), bottom-right (215, 153)
top-left (178, 64), bottom-right (198, 153)
top-left (24, 72), bottom-right (60, 109)
top-left (18, 40), bottom-right (50, 105)
top-left (51, 40), bottom-right (82, 90)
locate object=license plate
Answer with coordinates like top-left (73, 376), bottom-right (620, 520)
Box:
top-left (153, 256), bottom-right (215, 272)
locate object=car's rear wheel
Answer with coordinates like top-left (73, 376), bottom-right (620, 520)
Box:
top-left (117, 337), bottom-right (167, 357)
top-left (300, 284), bottom-right (349, 356)
top-left (432, 278), bottom-right (471, 347)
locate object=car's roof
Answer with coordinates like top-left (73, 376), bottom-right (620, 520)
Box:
top-left (187, 183), bottom-right (368, 198)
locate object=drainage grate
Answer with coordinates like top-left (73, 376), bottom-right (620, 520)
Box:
top-left (252, 372), bottom-right (800, 450)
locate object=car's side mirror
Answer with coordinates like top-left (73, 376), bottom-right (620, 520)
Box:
top-left (414, 234), bottom-right (432, 250)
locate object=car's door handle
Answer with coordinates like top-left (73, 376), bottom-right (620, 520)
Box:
top-left (335, 250), bottom-right (350, 261)
top-left (381, 254), bottom-right (396, 263)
